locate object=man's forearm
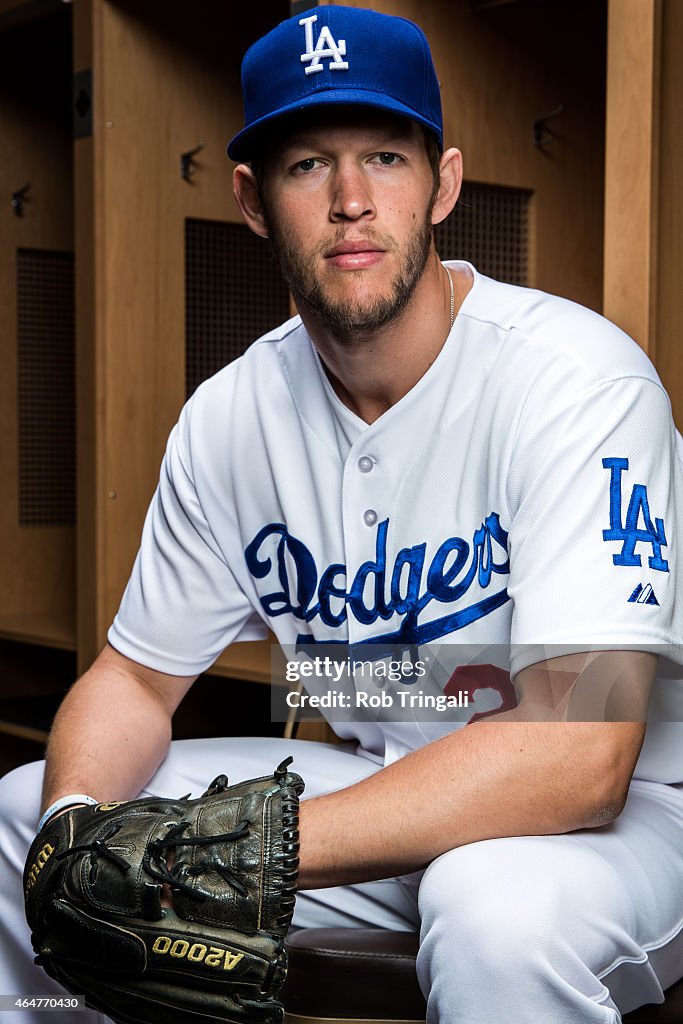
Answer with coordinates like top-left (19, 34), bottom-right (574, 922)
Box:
top-left (297, 719), bottom-right (642, 889)
top-left (41, 645), bottom-right (195, 814)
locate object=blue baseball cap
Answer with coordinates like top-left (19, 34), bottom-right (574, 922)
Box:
top-left (227, 5), bottom-right (443, 162)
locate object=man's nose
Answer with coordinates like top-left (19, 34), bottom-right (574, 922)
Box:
top-left (329, 162), bottom-right (376, 222)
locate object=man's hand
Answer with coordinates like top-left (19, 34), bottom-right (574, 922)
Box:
top-left (25, 761), bottom-right (304, 1024)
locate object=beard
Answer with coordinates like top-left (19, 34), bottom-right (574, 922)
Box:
top-left (264, 210), bottom-right (434, 339)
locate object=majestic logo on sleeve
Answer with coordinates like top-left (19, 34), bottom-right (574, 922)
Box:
top-left (602, 457), bottom-right (669, 572)
top-left (245, 514), bottom-right (510, 646)
top-left (628, 583), bottom-right (659, 606)
top-left (300, 14), bottom-right (349, 75)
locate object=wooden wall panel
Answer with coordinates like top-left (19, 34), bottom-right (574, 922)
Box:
top-left (603, 0), bottom-right (682, 428)
top-left (77, 0), bottom-right (286, 674)
top-left (603, 0), bottom-right (661, 357)
top-left (654, 0), bottom-right (683, 427)
top-left (0, 9), bottom-right (75, 649)
top-left (331, 0), bottom-right (607, 312)
top-left (73, 0), bottom-right (97, 668)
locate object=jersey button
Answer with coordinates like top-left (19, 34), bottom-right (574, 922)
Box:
top-left (363, 509), bottom-right (378, 527)
top-left (358, 456), bottom-right (374, 473)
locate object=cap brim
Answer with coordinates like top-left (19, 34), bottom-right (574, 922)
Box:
top-left (227, 88), bottom-right (443, 162)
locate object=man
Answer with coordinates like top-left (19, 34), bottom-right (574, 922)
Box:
top-left (2, 6), bottom-right (683, 1022)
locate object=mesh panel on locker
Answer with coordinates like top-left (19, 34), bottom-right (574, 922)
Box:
top-left (16, 249), bottom-right (76, 527)
top-left (185, 218), bottom-right (290, 398)
top-left (435, 181), bottom-right (531, 285)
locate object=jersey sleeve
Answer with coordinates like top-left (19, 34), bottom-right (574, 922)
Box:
top-left (107, 400), bottom-right (268, 676)
top-left (505, 371), bottom-right (683, 678)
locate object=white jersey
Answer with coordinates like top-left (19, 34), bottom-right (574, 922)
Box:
top-left (109, 262), bottom-right (683, 782)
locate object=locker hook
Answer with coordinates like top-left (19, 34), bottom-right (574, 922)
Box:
top-left (533, 105), bottom-right (565, 149)
top-left (11, 183), bottom-right (30, 216)
top-left (181, 142), bottom-right (205, 182)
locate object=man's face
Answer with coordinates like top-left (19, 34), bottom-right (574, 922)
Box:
top-left (257, 111), bottom-right (440, 338)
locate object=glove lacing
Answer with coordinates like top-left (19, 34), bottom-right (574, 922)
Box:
top-left (58, 818), bottom-right (251, 897)
top-left (144, 818), bottom-right (251, 897)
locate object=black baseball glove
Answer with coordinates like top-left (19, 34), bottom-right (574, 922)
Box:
top-left (24, 758), bottom-right (304, 1024)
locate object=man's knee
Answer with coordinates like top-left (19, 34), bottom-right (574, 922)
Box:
top-left (418, 834), bottom-right (622, 970)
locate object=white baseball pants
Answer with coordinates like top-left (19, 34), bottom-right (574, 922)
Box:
top-left (1, 735), bottom-right (682, 1024)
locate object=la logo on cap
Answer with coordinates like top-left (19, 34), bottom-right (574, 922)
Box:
top-left (300, 13), bottom-right (349, 75)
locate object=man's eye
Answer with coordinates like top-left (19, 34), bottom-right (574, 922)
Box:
top-left (375, 152), bottom-right (401, 166)
top-left (295, 158), bottom-right (321, 173)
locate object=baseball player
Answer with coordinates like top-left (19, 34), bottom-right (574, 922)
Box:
top-left (2, 6), bottom-right (683, 1023)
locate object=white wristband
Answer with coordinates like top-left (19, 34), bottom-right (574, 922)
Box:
top-left (37, 793), bottom-right (98, 832)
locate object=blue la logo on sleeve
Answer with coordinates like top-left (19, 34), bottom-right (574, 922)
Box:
top-left (602, 457), bottom-right (669, 572)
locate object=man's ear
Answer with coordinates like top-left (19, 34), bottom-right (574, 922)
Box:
top-left (431, 148), bottom-right (463, 227)
top-left (233, 164), bottom-right (269, 238)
